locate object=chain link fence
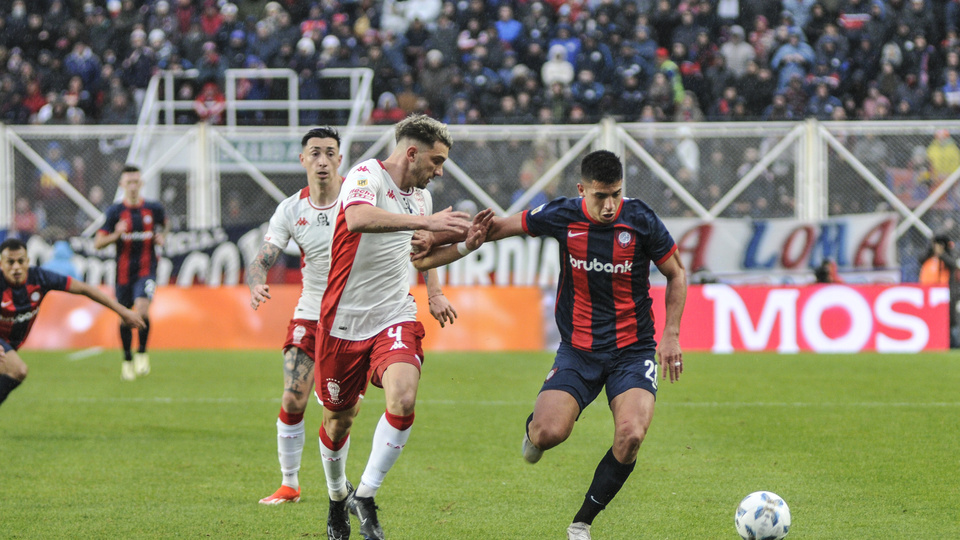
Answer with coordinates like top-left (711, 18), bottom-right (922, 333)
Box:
top-left (4, 120), bottom-right (960, 283)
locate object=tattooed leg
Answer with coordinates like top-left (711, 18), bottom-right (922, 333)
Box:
top-left (282, 346), bottom-right (314, 415)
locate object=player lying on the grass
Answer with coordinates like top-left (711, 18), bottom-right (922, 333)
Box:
top-left (0, 237), bottom-right (146, 409)
top-left (479, 150), bottom-right (687, 540)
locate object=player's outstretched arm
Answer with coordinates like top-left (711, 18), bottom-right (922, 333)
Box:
top-left (485, 212), bottom-right (526, 242)
top-left (345, 204), bottom-right (471, 235)
top-left (247, 242), bottom-right (282, 310)
top-left (67, 279), bottom-right (146, 330)
top-left (656, 251), bottom-right (687, 383)
top-left (412, 209), bottom-right (494, 270)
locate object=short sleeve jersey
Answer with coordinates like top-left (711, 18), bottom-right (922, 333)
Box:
top-left (263, 186), bottom-right (339, 320)
top-left (0, 267), bottom-right (70, 350)
top-left (100, 200), bottom-right (166, 285)
top-left (321, 158), bottom-right (433, 340)
top-left (522, 196), bottom-right (677, 352)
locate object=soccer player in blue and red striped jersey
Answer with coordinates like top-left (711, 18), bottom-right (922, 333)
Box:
top-left (94, 165), bottom-right (167, 381)
top-left (486, 150), bottom-right (687, 540)
top-left (0, 238), bottom-right (144, 409)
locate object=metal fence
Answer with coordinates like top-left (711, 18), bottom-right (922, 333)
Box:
top-left (3, 119), bottom-right (960, 282)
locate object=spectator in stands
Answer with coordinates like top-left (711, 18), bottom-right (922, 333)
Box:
top-left (495, 5), bottom-right (523, 47)
top-left (814, 258), bottom-right (843, 283)
top-left (64, 42), bottom-right (102, 90)
top-left (197, 41), bottom-right (227, 86)
top-left (806, 82), bottom-right (843, 119)
top-left (120, 29), bottom-right (156, 111)
top-left (13, 198), bottom-right (38, 237)
top-left (194, 82), bottom-right (227, 125)
top-left (223, 30), bottom-right (250, 69)
top-left (512, 141), bottom-right (557, 210)
top-left (709, 85), bottom-right (741, 120)
top-left (672, 9), bottom-right (704, 52)
top-left (763, 93), bottom-right (795, 120)
top-left (771, 29), bottom-right (815, 91)
top-left (927, 129), bottom-right (960, 182)
top-left (571, 69), bottom-right (605, 121)
top-left (443, 92), bottom-right (471, 125)
top-left (675, 90), bottom-right (705, 123)
top-left (541, 44), bottom-right (574, 89)
top-left (721, 25), bottom-right (756, 78)
top-left (370, 92), bottom-right (406, 125)
top-left (1, 90), bottom-right (29, 125)
top-left (922, 89), bottom-right (955, 118)
top-left (862, 81), bottom-right (892, 118)
top-left (101, 90), bottom-right (138, 125)
top-left (41, 240), bottom-right (81, 280)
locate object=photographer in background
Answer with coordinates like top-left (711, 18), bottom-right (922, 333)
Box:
top-left (919, 235), bottom-right (960, 348)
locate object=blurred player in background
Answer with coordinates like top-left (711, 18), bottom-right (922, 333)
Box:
top-left (318, 115), bottom-right (489, 540)
top-left (94, 165), bottom-right (167, 381)
top-left (246, 127), bottom-right (344, 508)
top-left (0, 238), bottom-right (145, 409)
top-left (484, 150), bottom-right (687, 540)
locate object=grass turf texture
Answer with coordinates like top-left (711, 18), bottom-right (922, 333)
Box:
top-left (1, 350), bottom-right (958, 539)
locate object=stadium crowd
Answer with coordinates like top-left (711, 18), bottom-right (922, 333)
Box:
top-left (4, 0), bottom-right (960, 126)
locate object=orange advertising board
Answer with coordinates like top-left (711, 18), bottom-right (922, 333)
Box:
top-left (23, 285), bottom-right (544, 352)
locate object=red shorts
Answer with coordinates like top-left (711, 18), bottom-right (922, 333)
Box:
top-left (316, 321), bottom-right (425, 411)
top-left (282, 319), bottom-right (318, 359)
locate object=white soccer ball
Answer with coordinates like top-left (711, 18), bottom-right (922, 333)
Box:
top-left (734, 491), bottom-right (791, 540)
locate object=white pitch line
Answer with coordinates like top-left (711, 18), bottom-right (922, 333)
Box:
top-left (66, 347), bottom-right (105, 361)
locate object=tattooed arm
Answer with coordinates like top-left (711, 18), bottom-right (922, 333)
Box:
top-left (247, 242), bottom-right (283, 310)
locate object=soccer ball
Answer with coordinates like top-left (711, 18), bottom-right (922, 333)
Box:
top-left (734, 491), bottom-right (791, 540)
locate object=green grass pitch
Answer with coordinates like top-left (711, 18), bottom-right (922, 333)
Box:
top-left (1, 349), bottom-right (958, 539)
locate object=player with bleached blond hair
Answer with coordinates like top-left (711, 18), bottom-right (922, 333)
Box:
top-left (317, 114), bottom-right (492, 540)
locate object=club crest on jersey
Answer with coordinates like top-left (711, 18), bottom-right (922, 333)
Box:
top-left (296, 217), bottom-right (309, 226)
top-left (617, 231), bottom-right (634, 248)
top-left (31, 292), bottom-right (41, 302)
top-left (292, 324), bottom-right (306, 344)
top-left (325, 379), bottom-right (342, 404)
top-left (144, 215), bottom-right (153, 225)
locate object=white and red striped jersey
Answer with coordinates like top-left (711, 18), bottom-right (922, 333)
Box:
top-left (264, 186), bottom-right (339, 320)
top-left (321, 158), bottom-right (433, 340)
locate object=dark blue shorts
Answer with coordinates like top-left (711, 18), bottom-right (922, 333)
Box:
top-left (1, 337), bottom-right (13, 353)
top-left (540, 341), bottom-right (660, 413)
top-left (116, 276), bottom-right (157, 308)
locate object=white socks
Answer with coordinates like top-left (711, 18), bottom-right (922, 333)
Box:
top-left (320, 433), bottom-right (351, 500)
top-left (277, 418), bottom-right (305, 489)
top-left (355, 413), bottom-right (413, 499)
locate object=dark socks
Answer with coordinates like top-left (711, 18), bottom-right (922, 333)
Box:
top-left (120, 325), bottom-right (133, 360)
top-left (573, 447), bottom-right (636, 525)
top-left (0, 374), bottom-right (23, 407)
top-left (137, 317), bottom-right (150, 353)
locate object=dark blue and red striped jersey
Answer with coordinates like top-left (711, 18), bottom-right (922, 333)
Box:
top-left (100, 201), bottom-right (166, 285)
top-left (0, 268), bottom-right (71, 350)
top-left (522, 196), bottom-right (677, 352)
